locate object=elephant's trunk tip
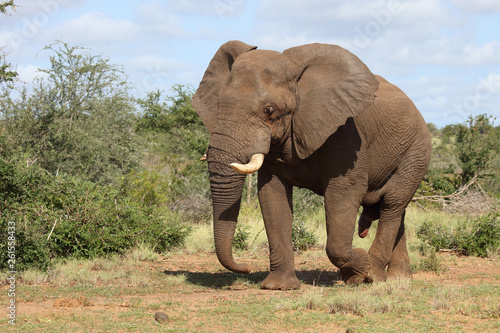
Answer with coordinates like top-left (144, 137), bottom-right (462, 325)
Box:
top-left (231, 262), bottom-right (252, 274)
top-left (230, 153), bottom-right (265, 174)
top-left (216, 250), bottom-right (252, 274)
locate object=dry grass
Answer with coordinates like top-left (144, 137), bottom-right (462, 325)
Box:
top-left (4, 247), bottom-right (499, 332)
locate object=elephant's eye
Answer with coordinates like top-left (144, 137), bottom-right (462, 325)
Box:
top-left (263, 106), bottom-right (274, 118)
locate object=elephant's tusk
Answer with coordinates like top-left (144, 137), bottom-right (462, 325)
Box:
top-left (200, 154), bottom-right (207, 161)
top-left (230, 153), bottom-right (265, 174)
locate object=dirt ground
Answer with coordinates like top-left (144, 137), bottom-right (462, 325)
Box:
top-left (4, 250), bottom-right (500, 332)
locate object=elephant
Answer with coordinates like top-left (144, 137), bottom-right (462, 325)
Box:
top-left (191, 40), bottom-right (431, 290)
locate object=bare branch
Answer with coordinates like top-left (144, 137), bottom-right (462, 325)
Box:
top-left (412, 174), bottom-right (479, 201)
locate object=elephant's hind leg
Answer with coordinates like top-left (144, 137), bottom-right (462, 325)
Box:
top-left (367, 207), bottom-right (407, 282)
top-left (386, 218), bottom-right (412, 279)
top-left (367, 150), bottom-right (426, 281)
top-left (368, 209), bottom-right (412, 281)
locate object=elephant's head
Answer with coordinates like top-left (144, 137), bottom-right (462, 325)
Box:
top-left (192, 40), bottom-right (379, 274)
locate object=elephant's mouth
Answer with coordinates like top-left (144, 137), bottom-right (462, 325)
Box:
top-left (230, 153), bottom-right (265, 174)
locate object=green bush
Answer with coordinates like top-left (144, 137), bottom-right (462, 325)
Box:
top-left (292, 219), bottom-right (318, 251)
top-left (136, 86), bottom-right (208, 160)
top-left (146, 212), bottom-right (192, 253)
top-left (0, 138), bottom-right (192, 270)
top-left (120, 169), bottom-right (170, 209)
top-left (413, 245), bottom-right (444, 273)
top-left (291, 188), bottom-right (320, 251)
top-left (135, 86), bottom-right (211, 224)
top-left (233, 225), bottom-right (251, 251)
top-left (417, 212), bottom-right (500, 257)
top-left (420, 115), bottom-right (499, 201)
top-left (456, 114), bottom-right (499, 185)
top-left (0, 52), bottom-right (209, 270)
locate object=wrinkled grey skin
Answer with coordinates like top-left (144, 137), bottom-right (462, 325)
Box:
top-left (192, 41), bottom-right (431, 290)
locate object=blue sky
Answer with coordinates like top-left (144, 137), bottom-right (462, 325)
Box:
top-left (1, 0), bottom-right (500, 127)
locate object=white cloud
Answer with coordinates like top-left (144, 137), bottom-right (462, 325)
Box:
top-left (130, 55), bottom-right (191, 72)
top-left (448, 0), bottom-right (500, 13)
top-left (8, 0), bottom-right (88, 17)
top-left (135, 1), bottom-right (190, 38)
top-left (251, 0), bottom-right (460, 61)
top-left (415, 95), bottom-right (449, 111)
top-left (463, 41), bottom-right (500, 65)
top-left (53, 12), bottom-right (139, 44)
top-left (127, 55), bottom-right (194, 96)
top-left (15, 64), bottom-right (46, 84)
top-left (169, 0), bottom-right (246, 18)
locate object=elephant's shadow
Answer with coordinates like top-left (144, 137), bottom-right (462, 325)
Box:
top-left (162, 269), bottom-right (341, 289)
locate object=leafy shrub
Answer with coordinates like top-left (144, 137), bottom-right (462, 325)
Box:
top-left (10, 230), bottom-right (52, 271)
top-left (413, 245), bottom-right (444, 273)
top-left (233, 225), bottom-right (251, 251)
top-left (456, 114), bottom-right (498, 185)
top-left (136, 86), bottom-right (208, 160)
top-left (0, 140), bottom-right (192, 270)
top-left (146, 212), bottom-right (192, 253)
top-left (417, 212), bottom-right (500, 257)
top-left (293, 188), bottom-right (323, 214)
top-left (419, 114), bottom-right (499, 204)
top-left (135, 87), bottom-right (211, 224)
top-left (120, 169), bottom-right (170, 209)
top-left (290, 188), bottom-right (320, 251)
top-left (292, 219), bottom-right (318, 251)
top-left (0, 48), bottom-right (208, 271)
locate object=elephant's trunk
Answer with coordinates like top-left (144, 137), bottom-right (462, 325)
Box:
top-left (207, 140), bottom-right (251, 273)
top-left (210, 171), bottom-right (250, 274)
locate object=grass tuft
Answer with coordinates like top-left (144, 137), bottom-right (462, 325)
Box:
top-left (125, 242), bottom-right (160, 262)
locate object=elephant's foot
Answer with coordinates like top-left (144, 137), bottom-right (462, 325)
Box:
top-left (387, 258), bottom-right (412, 280)
top-left (261, 271), bottom-right (300, 290)
top-left (386, 236), bottom-right (413, 280)
top-left (339, 248), bottom-right (373, 285)
top-left (368, 253), bottom-right (387, 282)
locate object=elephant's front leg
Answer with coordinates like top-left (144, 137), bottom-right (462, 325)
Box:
top-left (258, 167), bottom-right (300, 290)
top-left (324, 185), bottom-right (372, 285)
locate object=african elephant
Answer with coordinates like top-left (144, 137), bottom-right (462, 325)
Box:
top-left (192, 40), bottom-right (431, 290)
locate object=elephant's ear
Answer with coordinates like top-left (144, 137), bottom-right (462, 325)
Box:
top-left (192, 41), bottom-right (257, 134)
top-left (283, 43), bottom-right (379, 159)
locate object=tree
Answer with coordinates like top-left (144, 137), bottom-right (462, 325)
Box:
top-left (456, 114), bottom-right (498, 185)
top-left (0, 54), bottom-right (17, 84)
top-left (442, 124), bottom-right (459, 137)
top-left (137, 85), bottom-right (204, 131)
top-left (0, 1), bottom-right (17, 84)
top-left (0, 42), bottom-right (139, 182)
top-left (0, 0), bottom-right (14, 14)
top-left (135, 87), bottom-right (211, 222)
top-left (137, 85), bottom-right (208, 158)
top-left (426, 123), bottom-right (440, 137)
